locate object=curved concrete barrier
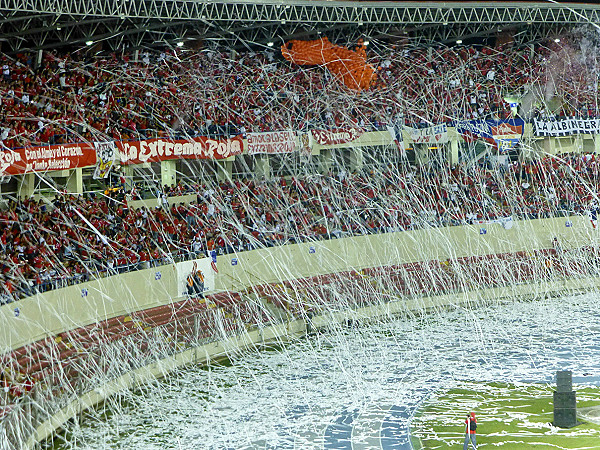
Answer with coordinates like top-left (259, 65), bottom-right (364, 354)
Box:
top-left (1, 214), bottom-right (597, 449)
top-left (27, 271), bottom-right (600, 449)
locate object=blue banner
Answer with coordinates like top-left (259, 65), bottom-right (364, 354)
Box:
top-left (456, 118), bottom-right (525, 152)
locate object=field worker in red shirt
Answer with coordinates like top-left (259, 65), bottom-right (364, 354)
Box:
top-left (464, 412), bottom-right (477, 450)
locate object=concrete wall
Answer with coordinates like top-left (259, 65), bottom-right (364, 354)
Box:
top-left (5, 213), bottom-right (596, 449)
top-left (0, 266), bottom-right (177, 353)
top-left (214, 215), bottom-right (595, 291)
top-left (1, 215), bottom-right (595, 355)
top-left (27, 271), bottom-right (600, 449)
top-left (11, 127), bottom-right (600, 201)
top-left (128, 193), bottom-right (197, 210)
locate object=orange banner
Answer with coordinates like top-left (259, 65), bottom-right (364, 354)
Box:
top-left (281, 37), bottom-right (376, 91)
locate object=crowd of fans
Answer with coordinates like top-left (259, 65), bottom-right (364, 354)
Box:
top-left (2, 33), bottom-right (600, 301)
top-left (1, 152), bottom-right (600, 303)
top-left (3, 33), bottom-right (600, 450)
top-left (1, 35), bottom-right (599, 150)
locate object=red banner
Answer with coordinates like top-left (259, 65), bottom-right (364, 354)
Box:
top-left (0, 143), bottom-right (96, 176)
top-left (117, 135), bottom-right (244, 165)
top-left (247, 131), bottom-right (296, 154)
top-left (311, 128), bottom-right (364, 146)
top-left (491, 122), bottom-right (523, 139)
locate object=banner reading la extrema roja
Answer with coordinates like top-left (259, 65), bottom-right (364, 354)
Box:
top-left (116, 135), bottom-right (244, 165)
top-left (0, 142), bottom-right (97, 176)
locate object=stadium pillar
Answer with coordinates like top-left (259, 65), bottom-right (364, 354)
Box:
top-left (449, 140), bottom-right (459, 166)
top-left (319, 149), bottom-right (333, 174)
top-left (595, 135), bottom-right (600, 154)
top-left (18, 173), bottom-right (35, 198)
top-left (349, 147), bottom-right (363, 172)
top-left (574, 135), bottom-right (584, 153)
top-left (161, 160), bottom-right (177, 187)
top-left (415, 144), bottom-right (429, 167)
top-left (121, 165), bottom-right (134, 190)
top-left (254, 155), bottom-right (271, 179)
top-left (216, 160), bottom-right (233, 182)
top-left (542, 137), bottom-right (556, 156)
top-left (66, 168), bottom-right (83, 194)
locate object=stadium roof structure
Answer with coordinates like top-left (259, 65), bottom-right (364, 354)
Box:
top-left (0, 1), bottom-right (597, 52)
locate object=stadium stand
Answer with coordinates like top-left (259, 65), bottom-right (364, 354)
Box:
top-left (4, 1), bottom-right (600, 448)
top-left (0, 39), bottom-right (596, 150)
top-left (1, 152), bottom-right (599, 302)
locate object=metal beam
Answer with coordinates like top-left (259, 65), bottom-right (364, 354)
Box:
top-left (1, 2), bottom-right (593, 52)
top-left (1, 1), bottom-right (599, 25)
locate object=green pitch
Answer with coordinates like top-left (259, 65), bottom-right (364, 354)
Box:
top-left (411, 382), bottom-right (600, 449)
